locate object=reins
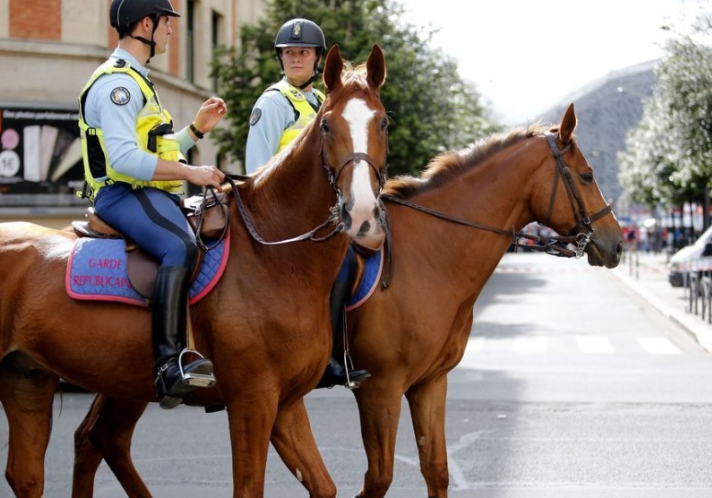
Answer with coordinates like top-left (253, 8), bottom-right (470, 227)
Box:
top-left (380, 132), bottom-right (614, 274)
top-left (192, 186), bottom-right (230, 252)
top-left (223, 174), bottom-right (345, 246)
top-left (195, 92), bottom-right (389, 249)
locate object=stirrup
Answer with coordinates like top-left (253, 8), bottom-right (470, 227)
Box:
top-left (178, 349), bottom-right (216, 388)
top-left (342, 351), bottom-right (369, 390)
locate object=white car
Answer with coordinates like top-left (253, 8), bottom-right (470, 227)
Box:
top-left (667, 225), bottom-right (712, 287)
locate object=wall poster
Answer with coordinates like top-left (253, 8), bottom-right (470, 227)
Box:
top-left (0, 105), bottom-right (86, 208)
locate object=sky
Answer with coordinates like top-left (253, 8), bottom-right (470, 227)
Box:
top-left (399, 0), bottom-right (707, 124)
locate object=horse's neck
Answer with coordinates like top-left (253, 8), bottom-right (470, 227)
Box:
top-left (248, 130), bottom-right (336, 230)
top-left (405, 146), bottom-right (538, 287)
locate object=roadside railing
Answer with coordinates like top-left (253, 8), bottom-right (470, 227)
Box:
top-left (682, 261), bottom-right (712, 323)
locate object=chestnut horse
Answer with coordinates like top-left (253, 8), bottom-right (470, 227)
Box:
top-left (0, 44), bottom-right (388, 498)
top-left (71, 105), bottom-right (623, 498)
top-left (346, 103), bottom-right (623, 498)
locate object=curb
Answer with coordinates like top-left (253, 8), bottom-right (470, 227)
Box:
top-left (612, 264), bottom-right (712, 353)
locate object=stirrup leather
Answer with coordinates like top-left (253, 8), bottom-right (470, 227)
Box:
top-left (178, 349), bottom-right (216, 388)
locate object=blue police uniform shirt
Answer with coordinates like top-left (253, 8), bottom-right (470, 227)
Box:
top-left (244, 78), bottom-right (321, 174)
top-left (84, 48), bottom-right (196, 182)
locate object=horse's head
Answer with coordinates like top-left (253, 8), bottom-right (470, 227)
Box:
top-left (533, 103), bottom-right (623, 268)
top-left (320, 44), bottom-right (388, 251)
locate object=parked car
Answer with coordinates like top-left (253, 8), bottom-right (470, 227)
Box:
top-left (667, 225), bottom-right (712, 287)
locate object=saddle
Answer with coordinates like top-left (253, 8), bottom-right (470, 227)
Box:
top-left (71, 189), bottom-right (229, 299)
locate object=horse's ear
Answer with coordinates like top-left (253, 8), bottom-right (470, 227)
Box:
top-left (558, 103), bottom-right (577, 144)
top-left (323, 44), bottom-right (343, 94)
top-left (366, 44), bottom-right (387, 92)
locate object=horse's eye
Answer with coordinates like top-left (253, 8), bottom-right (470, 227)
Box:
top-left (580, 172), bottom-right (594, 183)
top-left (380, 117), bottom-right (388, 131)
top-left (321, 119), bottom-right (330, 133)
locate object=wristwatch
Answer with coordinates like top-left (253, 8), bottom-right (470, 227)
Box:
top-left (189, 123), bottom-right (205, 139)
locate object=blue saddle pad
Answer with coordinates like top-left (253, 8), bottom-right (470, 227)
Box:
top-left (346, 247), bottom-right (383, 311)
top-left (66, 235), bottom-right (229, 306)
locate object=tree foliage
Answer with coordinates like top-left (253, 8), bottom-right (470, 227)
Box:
top-left (619, 17), bottom-right (712, 210)
top-left (210, 0), bottom-right (500, 175)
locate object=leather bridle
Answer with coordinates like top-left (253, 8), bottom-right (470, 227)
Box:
top-left (541, 132), bottom-right (612, 257)
top-left (210, 114), bottom-right (389, 247)
top-left (381, 132), bottom-right (614, 260)
top-left (321, 141), bottom-right (389, 195)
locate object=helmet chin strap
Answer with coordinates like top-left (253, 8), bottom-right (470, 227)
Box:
top-left (297, 75), bottom-right (316, 90)
top-left (129, 15), bottom-right (159, 63)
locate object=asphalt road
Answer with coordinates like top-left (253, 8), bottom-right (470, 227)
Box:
top-left (2, 252), bottom-right (712, 498)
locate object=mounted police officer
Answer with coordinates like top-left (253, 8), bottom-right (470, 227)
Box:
top-left (78, 0), bottom-right (227, 409)
top-left (246, 18), bottom-right (371, 389)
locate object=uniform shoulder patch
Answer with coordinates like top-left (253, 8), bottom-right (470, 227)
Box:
top-left (110, 87), bottom-right (131, 106)
top-left (249, 108), bottom-right (262, 126)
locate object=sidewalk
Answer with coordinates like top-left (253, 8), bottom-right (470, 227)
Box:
top-left (612, 251), bottom-right (712, 352)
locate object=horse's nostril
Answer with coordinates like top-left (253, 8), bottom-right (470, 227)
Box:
top-left (358, 220), bottom-right (371, 236)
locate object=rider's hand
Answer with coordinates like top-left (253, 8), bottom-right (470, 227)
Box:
top-left (193, 97), bottom-right (228, 134)
top-left (185, 165), bottom-right (225, 189)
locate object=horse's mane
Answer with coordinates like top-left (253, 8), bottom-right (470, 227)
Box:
top-left (340, 60), bottom-right (370, 89)
top-left (383, 123), bottom-right (557, 199)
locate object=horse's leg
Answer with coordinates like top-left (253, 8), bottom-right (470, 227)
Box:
top-left (405, 375), bottom-right (449, 498)
top-left (72, 394), bottom-right (106, 497)
top-left (226, 394), bottom-right (279, 498)
top-left (73, 394), bottom-right (151, 498)
top-left (0, 357), bottom-right (59, 498)
top-left (271, 398), bottom-right (337, 498)
top-left (352, 384), bottom-right (404, 498)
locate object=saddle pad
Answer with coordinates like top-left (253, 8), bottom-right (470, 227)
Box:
top-left (66, 236), bottom-right (229, 306)
top-left (345, 247), bottom-right (383, 311)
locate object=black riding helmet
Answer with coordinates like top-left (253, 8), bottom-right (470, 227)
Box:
top-left (274, 18), bottom-right (326, 89)
top-left (110, 0), bottom-right (180, 62)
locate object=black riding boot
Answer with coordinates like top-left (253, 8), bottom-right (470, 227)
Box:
top-left (152, 266), bottom-right (215, 409)
top-left (316, 280), bottom-right (371, 389)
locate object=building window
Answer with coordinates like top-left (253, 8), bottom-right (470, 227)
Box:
top-left (211, 11), bottom-right (224, 91)
top-left (186, 0), bottom-right (196, 83)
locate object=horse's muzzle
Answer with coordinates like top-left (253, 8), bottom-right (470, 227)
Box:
top-left (341, 202), bottom-right (386, 250)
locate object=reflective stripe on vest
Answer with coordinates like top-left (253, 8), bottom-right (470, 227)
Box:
top-left (268, 80), bottom-right (325, 152)
top-left (77, 59), bottom-right (184, 200)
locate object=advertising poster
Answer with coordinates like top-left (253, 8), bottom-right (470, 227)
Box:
top-left (0, 106), bottom-right (86, 207)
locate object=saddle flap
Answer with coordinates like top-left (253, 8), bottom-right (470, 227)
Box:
top-left (127, 250), bottom-right (159, 299)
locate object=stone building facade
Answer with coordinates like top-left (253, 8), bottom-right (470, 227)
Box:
top-left (0, 0), bottom-right (265, 227)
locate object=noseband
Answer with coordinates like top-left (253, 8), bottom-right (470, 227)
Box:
top-left (320, 125), bottom-right (389, 195)
top-left (542, 132), bottom-right (612, 257)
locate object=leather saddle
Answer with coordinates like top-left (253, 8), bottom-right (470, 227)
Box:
top-left (71, 191), bottom-right (229, 299)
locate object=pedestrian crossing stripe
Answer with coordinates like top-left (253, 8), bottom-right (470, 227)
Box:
top-left (464, 335), bottom-right (683, 355)
top-left (494, 266), bottom-right (601, 274)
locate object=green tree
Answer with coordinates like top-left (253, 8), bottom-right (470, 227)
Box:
top-left (211, 0), bottom-right (500, 175)
top-left (619, 19), bottom-right (712, 216)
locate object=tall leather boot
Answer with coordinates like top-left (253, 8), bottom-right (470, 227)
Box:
top-left (316, 279), bottom-right (371, 389)
top-left (152, 266), bottom-right (215, 409)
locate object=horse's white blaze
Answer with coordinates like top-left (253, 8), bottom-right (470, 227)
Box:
top-left (343, 98), bottom-right (379, 233)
